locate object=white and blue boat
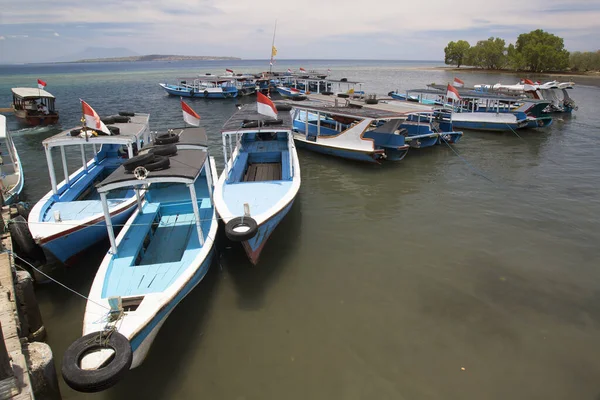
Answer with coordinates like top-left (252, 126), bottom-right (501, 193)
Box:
top-left (402, 112), bottom-right (463, 147)
top-left (28, 112), bottom-right (151, 264)
top-left (291, 104), bottom-right (410, 163)
top-left (159, 77), bottom-right (238, 98)
top-left (0, 115), bottom-right (24, 205)
top-left (61, 128), bottom-right (218, 392)
top-left (214, 105), bottom-right (300, 265)
top-left (276, 86), bottom-right (308, 100)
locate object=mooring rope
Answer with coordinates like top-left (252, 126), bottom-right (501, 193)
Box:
top-left (438, 135), bottom-right (495, 184)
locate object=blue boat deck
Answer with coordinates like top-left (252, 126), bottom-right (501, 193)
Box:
top-left (101, 179), bottom-right (213, 298)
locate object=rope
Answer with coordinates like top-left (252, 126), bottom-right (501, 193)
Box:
top-left (5, 250), bottom-right (111, 311)
top-left (438, 135), bottom-right (495, 184)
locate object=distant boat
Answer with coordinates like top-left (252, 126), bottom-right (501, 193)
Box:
top-left (159, 77), bottom-right (238, 98)
top-left (276, 86), bottom-right (308, 100)
top-left (28, 112), bottom-right (151, 265)
top-left (11, 87), bottom-right (59, 126)
top-left (214, 104), bottom-right (301, 265)
top-left (61, 128), bottom-right (218, 393)
top-left (0, 115), bottom-right (24, 205)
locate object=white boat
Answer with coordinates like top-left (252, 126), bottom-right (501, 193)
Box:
top-left (0, 115), bottom-right (24, 205)
top-left (61, 128), bottom-right (218, 392)
top-left (214, 104), bottom-right (301, 264)
top-left (28, 113), bottom-right (151, 264)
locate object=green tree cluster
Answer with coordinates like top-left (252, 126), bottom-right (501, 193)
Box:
top-left (570, 51), bottom-right (600, 71)
top-left (444, 29), bottom-right (572, 72)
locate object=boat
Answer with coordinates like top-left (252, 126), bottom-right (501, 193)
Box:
top-left (214, 104), bottom-right (301, 265)
top-left (291, 104), bottom-right (411, 162)
top-left (11, 87), bottom-right (59, 126)
top-left (61, 128), bottom-right (218, 393)
top-left (159, 77), bottom-right (238, 98)
top-left (0, 115), bottom-right (24, 205)
top-left (276, 86), bottom-right (308, 100)
top-left (27, 112), bottom-right (151, 265)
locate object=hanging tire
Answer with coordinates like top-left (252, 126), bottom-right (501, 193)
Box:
top-left (150, 144), bottom-right (177, 157)
top-left (118, 111), bottom-right (135, 117)
top-left (61, 331), bottom-right (133, 393)
top-left (155, 132), bottom-right (179, 145)
top-left (123, 153), bottom-right (155, 172)
top-left (189, 89), bottom-right (195, 97)
top-left (15, 203), bottom-right (30, 220)
top-left (225, 217), bottom-right (258, 242)
top-left (107, 126), bottom-right (120, 135)
top-left (144, 155), bottom-right (170, 171)
top-left (204, 90), bottom-right (209, 97)
top-left (8, 216), bottom-right (46, 264)
top-left (275, 104), bottom-right (292, 111)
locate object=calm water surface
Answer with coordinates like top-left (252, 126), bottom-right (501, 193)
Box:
top-left (1, 60), bottom-right (600, 399)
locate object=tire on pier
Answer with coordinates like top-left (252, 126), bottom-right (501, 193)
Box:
top-left (154, 132), bottom-right (180, 145)
top-left (150, 144), bottom-right (177, 157)
top-left (225, 217), bottom-right (258, 242)
top-left (62, 330), bottom-right (133, 393)
top-left (8, 216), bottom-right (46, 264)
top-left (123, 153), bottom-right (155, 172)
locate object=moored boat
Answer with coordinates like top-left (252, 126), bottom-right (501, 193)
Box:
top-left (61, 128), bottom-right (217, 392)
top-left (214, 103), bottom-right (301, 265)
top-left (159, 77), bottom-right (238, 98)
top-left (0, 115), bottom-right (24, 204)
top-left (276, 86), bottom-right (308, 100)
top-left (28, 111), bottom-right (151, 265)
top-left (11, 87), bottom-right (59, 126)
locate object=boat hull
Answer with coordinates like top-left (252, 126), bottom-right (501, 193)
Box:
top-left (39, 204), bottom-right (136, 264)
top-left (128, 247), bottom-right (215, 368)
top-left (160, 84), bottom-right (238, 99)
top-left (295, 137), bottom-right (380, 163)
top-left (241, 200), bottom-right (295, 265)
top-left (13, 108), bottom-right (59, 126)
top-left (450, 120), bottom-right (523, 132)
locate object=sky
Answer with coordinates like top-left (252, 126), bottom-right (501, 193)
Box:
top-left (1, 0), bottom-right (599, 64)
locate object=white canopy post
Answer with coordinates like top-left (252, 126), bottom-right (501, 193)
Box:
top-left (204, 156), bottom-right (213, 202)
top-left (127, 143), bottom-right (134, 159)
top-left (92, 143), bottom-right (98, 155)
top-left (316, 112), bottom-right (321, 137)
top-left (60, 146), bottom-right (70, 187)
top-left (80, 144), bottom-right (88, 172)
top-left (100, 192), bottom-right (118, 255)
top-left (135, 187), bottom-right (143, 212)
top-left (188, 183), bottom-right (205, 246)
top-left (288, 133), bottom-right (293, 177)
top-left (222, 134), bottom-right (229, 173)
top-left (305, 112), bottom-right (309, 136)
top-left (44, 146), bottom-right (58, 195)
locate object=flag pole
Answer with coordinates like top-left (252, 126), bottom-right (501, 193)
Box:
top-left (80, 100), bottom-right (89, 142)
top-left (269, 20), bottom-right (277, 75)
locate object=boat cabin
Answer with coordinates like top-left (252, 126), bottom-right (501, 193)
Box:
top-left (11, 87), bottom-right (59, 126)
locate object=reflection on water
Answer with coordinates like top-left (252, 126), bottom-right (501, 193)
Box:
top-left (2, 61), bottom-right (600, 399)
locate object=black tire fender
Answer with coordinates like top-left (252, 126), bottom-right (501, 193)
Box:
top-left (155, 133), bottom-right (179, 145)
top-left (204, 90), bottom-right (209, 97)
top-left (61, 330), bottom-right (133, 393)
top-left (225, 217), bottom-right (258, 242)
top-left (118, 111), bottom-right (135, 117)
top-left (123, 153), bottom-right (155, 172)
top-left (337, 93), bottom-right (349, 99)
top-left (106, 126), bottom-right (120, 135)
top-left (144, 155), bottom-right (170, 171)
top-left (275, 104), bottom-right (292, 111)
top-left (112, 115), bottom-right (131, 123)
top-left (15, 203), bottom-right (30, 220)
top-left (101, 117), bottom-right (116, 125)
top-left (8, 216), bottom-right (46, 263)
top-left (150, 144), bottom-right (177, 157)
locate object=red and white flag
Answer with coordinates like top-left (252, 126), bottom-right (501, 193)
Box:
top-left (225, 68), bottom-right (234, 74)
top-left (299, 67), bottom-right (306, 72)
top-left (37, 79), bottom-right (47, 89)
top-left (522, 78), bottom-right (537, 92)
top-left (522, 78), bottom-right (535, 85)
top-left (257, 92), bottom-right (278, 119)
top-left (453, 77), bottom-right (464, 87)
top-left (80, 100), bottom-right (110, 134)
top-left (287, 68), bottom-right (292, 73)
top-left (181, 99), bottom-right (200, 126)
top-left (446, 84), bottom-right (461, 101)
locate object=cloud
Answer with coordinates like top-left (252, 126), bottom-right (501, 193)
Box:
top-left (53, 32), bottom-right (60, 36)
top-left (1, 0), bottom-right (599, 63)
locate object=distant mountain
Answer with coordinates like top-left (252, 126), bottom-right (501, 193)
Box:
top-left (66, 54), bottom-right (242, 63)
top-left (54, 47), bottom-right (139, 62)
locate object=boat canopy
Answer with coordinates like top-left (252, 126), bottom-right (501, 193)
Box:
top-left (0, 115), bottom-right (6, 139)
top-left (289, 103), bottom-right (405, 120)
top-left (221, 104), bottom-right (293, 133)
top-left (408, 88), bottom-right (549, 103)
top-left (11, 87), bottom-right (55, 99)
top-left (42, 113), bottom-right (150, 149)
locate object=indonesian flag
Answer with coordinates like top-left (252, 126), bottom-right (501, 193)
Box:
top-left (523, 78), bottom-right (535, 85)
top-left (287, 68), bottom-right (292, 73)
top-left (81, 100), bottom-right (110, 134)
top-left (226, 68), bottom-right (234, 74)
top-left (257, 92), bottom-right (277, 119)
top-left (453, 77), bottom-right (464, 87)
top-left (522, 78), bottom-right (536, 92)
top-left (327, 68), bottom-right (331, 73)
top-left (37, 79), bottom-right (47, 89)
top-left (446, 84), bottom-right (461, 101)
top-left (181, 99), bottom-right (200, 126)
top-left (299, 67), bottom-right (306, 72)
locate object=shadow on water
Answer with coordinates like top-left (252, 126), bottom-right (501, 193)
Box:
top-left (222, 201), bottom-right (303, 311)
top-left (105, 257), bottom-right (222, 400)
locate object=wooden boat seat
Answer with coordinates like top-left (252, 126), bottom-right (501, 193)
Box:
top-left (244, 163), bottom-right (282, 182)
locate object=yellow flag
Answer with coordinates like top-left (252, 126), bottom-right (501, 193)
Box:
top-left (272, 46), bottom-right (278, 57)
top-left (348, 88), bottom-right (355, 94)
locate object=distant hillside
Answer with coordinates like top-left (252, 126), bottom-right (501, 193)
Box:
top-left (71, 54), bottom-right (242, 63)
top-left (54, 47), bottom-right (139, 62)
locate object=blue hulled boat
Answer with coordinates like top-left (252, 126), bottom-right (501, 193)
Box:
top-left (214, 104), bottom-right (301, 265)
top-left (62, 128), bottom-right (218, 392)
top-left (276, 86), bottom-right (308, 100)
top-left (28, 112), bottom-right (151, 264)
top-left (160, 77), bottom-right (238, 98)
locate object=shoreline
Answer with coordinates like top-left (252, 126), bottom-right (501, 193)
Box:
top-left (419, 66), bottom-right (600, 81)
